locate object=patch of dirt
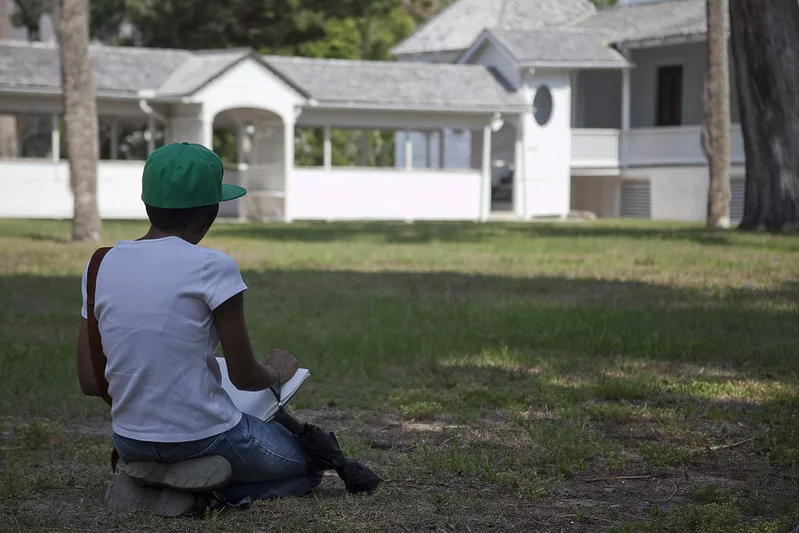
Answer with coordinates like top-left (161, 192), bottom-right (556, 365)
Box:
top-left (71, 418), bottom-right (113, 438)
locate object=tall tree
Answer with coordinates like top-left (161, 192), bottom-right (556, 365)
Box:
top-left (54, 0), bottom-right (101, 242)
top-left (0, 0), bottom-right (19, 158)
top-left (702, 0), bottom-right (730, 229)
top-left (730, 0), bottom-right (799, 231)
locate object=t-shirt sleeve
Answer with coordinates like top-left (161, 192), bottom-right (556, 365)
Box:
top-left (80, 261), bottom-right (89, 319)
top-left (201, 251), bottom-right (248, 310)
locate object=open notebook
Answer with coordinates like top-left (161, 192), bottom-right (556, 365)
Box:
top-left (216, 357), bottom-right (310, 421)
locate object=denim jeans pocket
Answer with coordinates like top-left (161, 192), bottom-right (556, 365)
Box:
top-left (113, 435), bottom-right (159, 462)
top-left (155, 435), bottom-right (226, 462)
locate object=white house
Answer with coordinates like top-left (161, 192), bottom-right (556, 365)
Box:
top-left (0, 0), bottom-right (745, 223)
top-left (392, 0), bottom-right (746, 222)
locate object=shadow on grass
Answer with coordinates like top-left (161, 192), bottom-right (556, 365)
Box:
top-left (207, 221), bottom-right (798, 249)
top-left (2, 267), bottom-right (798, 418)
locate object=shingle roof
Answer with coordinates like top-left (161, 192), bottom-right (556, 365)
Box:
top-left (393, 0), bottom-right (708, 58)
top-left (486, 28), bottom-right (631, 68)
top-left (391, 0), bottom-right (597, 56)
top-left (157, 49), bottom-right (252, 96)
top-left (0, 42), bottom-right (522, 112)
top-left (574, 0), bottom-right (708, 46)
top-left (0, 41), bottom-right (191, 96)
top-left (263, 55), bottom-right (524, 111)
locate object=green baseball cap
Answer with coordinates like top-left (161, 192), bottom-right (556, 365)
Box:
top-left (141, 142), bottom-right (247, 209)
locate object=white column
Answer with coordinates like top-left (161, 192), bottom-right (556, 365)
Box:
top-left (323, 126), bottom-right (332, 170)
top-left (404, 130), bottom-right (413, 170)
top-left (570, 71), bottom-right (579, 128)
top-left (201, 116), bottom-right (214, 150)
top-left (283, 119), bottom-right (295, 222)
top-left (146, 116), bottom-right (155, 154)
top-left (425, 131), bottom-right (433, 168)
top-left (110, 120), bottom-right (119, 160)
top-left (236, 125), bottom-right (246, 166)
top-left (514, 137), bottom-right (525, 217)
top-left (621, 68), bottom-right (631, 168)
top-left (481, 123), bottom-right (492, 221)
top-left (360, 130), bottom-right (369, 166)
top-left (50, 114), bottom-right (60, 163)
top-left (439, 129), bottom-right (446, 169)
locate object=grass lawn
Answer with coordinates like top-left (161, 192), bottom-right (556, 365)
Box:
top-left (1, 218), bottom-right (798, 532)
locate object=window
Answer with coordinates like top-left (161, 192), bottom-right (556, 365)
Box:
top-left (533, 85), bottom-right (553, 126)
top-left (655, 65), bottom-right (683, 126)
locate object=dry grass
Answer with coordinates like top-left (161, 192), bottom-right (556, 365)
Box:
top-left (1, 219), bottom-right (798, 532)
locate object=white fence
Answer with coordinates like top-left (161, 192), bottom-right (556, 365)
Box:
top-left (0, 160), bottom-right (146, 219)
top-left (288, 168), bottom-right (483, 221)
top-left (572, 125), bottom-right (745, 168)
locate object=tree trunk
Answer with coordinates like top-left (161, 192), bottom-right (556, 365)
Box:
top-left (731, 0), bottom-right (799, 231)
top-left (703, 0), bottom-right (731, 229)
top-left (0, 0), bottom-right (19, 158)
top-left (54, 0), bottom-right (100, 242)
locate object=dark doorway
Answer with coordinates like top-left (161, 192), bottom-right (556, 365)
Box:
top-left (655, 65), bottom-right (683, 126)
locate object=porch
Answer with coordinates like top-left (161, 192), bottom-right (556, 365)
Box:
top-left (571, 124), bottom-right (745, 169)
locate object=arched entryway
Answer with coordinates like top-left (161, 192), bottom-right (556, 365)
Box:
top-left (212, 107), bottom-right (287, 221)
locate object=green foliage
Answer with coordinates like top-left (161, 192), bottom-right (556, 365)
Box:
top-left (116, 0), bottom-right (417, 61)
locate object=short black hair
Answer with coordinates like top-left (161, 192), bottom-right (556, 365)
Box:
top-left (145, 204), bottom-right (220, 232)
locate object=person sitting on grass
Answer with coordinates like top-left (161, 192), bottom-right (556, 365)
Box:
top-left (76, 142), bottom-right (324, 516)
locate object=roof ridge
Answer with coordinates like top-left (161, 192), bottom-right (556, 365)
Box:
top-left (264, 55), bottom-right (488, 70)
top-left (596, 0), bottom-right (698, 11)
top-left (390, 0), bottom-right (465, 55)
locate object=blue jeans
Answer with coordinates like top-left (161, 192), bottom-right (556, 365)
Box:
top-left (113, 413), bottom-right (324, 507)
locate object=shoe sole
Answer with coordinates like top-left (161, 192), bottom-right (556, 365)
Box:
top-left (119, 456), bottom-right (232, 492)
top-left (105, 473), bottom-right (197, 517)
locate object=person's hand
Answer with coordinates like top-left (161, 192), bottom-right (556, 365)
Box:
top-left (263, 349), bottom-right (298, 385)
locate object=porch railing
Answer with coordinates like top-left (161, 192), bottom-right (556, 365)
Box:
top-left (571, 129), bottom-right (620, 168)
top-left (572, 125), bottom-right (745, 168)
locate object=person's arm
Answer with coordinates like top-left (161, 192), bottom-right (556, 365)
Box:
top-left (213, 292), bottom-right (297, 391)
top-left (76, 318), bottom-right (111, 406)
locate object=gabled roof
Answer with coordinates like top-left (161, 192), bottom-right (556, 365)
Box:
top-left (157, 49), bottom-right (253, 96)
top-left (263, 55), bottom-right (524, 112)
top-left (463, 28), bottom-right (631, 69)
top-left (391, 0), bottom-right (597, 57)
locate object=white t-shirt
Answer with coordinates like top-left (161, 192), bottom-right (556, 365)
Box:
top-left (80, 236), bottom-right (246, 443)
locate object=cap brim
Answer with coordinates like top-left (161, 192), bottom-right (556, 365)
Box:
top-left (221, 184), bottom-right (247, 202)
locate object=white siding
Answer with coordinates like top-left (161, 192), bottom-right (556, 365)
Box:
top-left (193, 57), bottom-right (304, 130)
top-left (288, 168), bottom-right (482, 221)
top-left (469, 40), bottom-right (521, 89)
top-left (0, 160), bottom-right (146, 219)
top-left (520, 70), bottom-right (572, 218)
top-left (621, 165), bottom-right (745, 222)
top-left (628, 41), bottom-right (740, 128)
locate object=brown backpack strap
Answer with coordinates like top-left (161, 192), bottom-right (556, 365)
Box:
top-left (86, 247), bottom-right (113, 406)
top-left (86, 247), bottom-right (119, 472)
